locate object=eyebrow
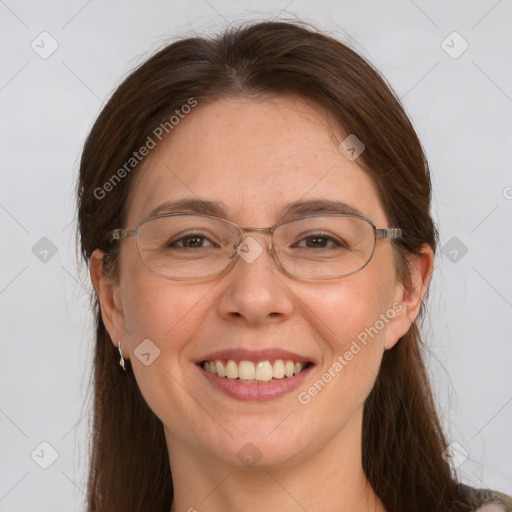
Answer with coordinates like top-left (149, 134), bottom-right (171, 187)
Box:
top-left (147, 198), bottom-right (364, 221)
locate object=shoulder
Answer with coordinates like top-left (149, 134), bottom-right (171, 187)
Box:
top-left (457, 484), bottom-right (512, 512)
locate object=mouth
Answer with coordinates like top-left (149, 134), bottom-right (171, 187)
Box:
top-left (195, 349), bottom-right (315, 401)
top-left (199, 358), bottom-right (313, 383)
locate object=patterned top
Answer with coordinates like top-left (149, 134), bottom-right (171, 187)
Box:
top-left (462, 485), bottom-right (512, 511)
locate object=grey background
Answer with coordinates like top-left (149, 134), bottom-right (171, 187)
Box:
top-left (1, 0), bottom-right (511, 510)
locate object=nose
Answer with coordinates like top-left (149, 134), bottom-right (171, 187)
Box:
top-left (217, 234), bottom-right (294, 326)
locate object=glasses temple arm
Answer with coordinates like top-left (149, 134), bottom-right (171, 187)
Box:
top-left (376, 228), bottom-right (402, 239)
top-left (111, 228), bottom-right (137, 240)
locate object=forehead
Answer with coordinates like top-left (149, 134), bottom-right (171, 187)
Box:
top-left (125, 96), bottom-right (387, 227)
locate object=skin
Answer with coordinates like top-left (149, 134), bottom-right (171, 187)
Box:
top-left (91, 95), bottom-right (433, 512)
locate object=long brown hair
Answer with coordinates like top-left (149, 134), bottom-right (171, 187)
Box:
top-left (78, 19), bottom-right (473, 512)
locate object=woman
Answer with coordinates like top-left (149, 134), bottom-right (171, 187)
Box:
top-left (78, 20), bottom-right (511, 512)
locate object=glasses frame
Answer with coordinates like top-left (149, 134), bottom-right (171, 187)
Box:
top-left (110, 212), bottom-right (402, 281)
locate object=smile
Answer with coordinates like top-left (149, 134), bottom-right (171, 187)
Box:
top-left (201, 359), bottom-right (312, 383)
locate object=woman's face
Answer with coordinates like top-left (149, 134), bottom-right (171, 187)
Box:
top-left (100, 96), bottom-right (414, 470)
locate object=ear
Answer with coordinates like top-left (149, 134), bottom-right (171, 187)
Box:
top-left (90, 249), bottom-right (129, 357)
top-left (384, 243), bottom-right (434, 350)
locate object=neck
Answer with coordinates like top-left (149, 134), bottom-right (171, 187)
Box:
top-left (167, 412), bottom-right (385, 512)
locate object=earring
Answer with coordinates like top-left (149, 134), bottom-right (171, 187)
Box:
top-left (118, 341), bottom-right (126, 372)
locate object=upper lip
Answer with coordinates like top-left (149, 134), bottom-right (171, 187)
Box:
top-left (196, 348), bottom-right (314, 364)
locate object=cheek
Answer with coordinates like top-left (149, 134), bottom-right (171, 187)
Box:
top-left (122, 276), bottom-right (211, 355)
top-left (297, 266), bottom-right (397, 401)
top-left (120, 278), bottom-right (214, 424)
top-left (305, 274), bottom-right (394, 354)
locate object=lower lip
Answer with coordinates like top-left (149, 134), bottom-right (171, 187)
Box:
top-left (198, 364), bottom-right (314, 402)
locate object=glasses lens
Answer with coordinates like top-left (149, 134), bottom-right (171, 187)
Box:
top-left (273, 216), bottom-right (376, 278)
top-left (136, 214), bottom-right (238, 279)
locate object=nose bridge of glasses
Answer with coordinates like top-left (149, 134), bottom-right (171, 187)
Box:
top-left (235, 226), bottom-right (274, 254)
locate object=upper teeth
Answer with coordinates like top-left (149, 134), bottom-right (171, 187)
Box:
top-left (202, 359), bottom-right (308, 382)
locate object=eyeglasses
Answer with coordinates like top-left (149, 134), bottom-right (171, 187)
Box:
top-left (111, 213), bottom-right (402, 280)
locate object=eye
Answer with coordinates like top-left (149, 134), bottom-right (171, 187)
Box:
top-left (293, 233), bottom-right (348, 250)
top-left (167, 232), bottom-right (219, 249)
